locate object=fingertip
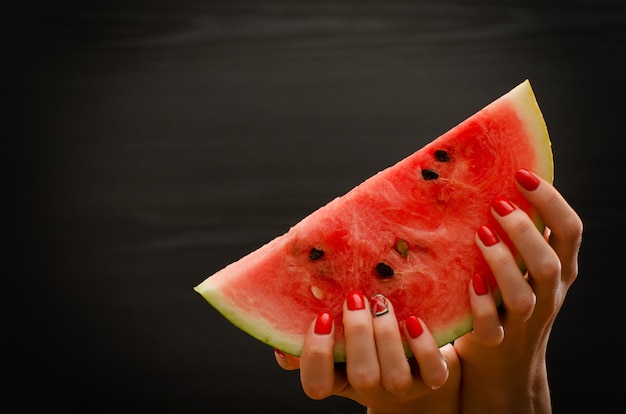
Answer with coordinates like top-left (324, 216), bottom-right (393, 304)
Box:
top-left (274, 348), bottom-right (300, 370)
top-left (471, 273), bottom-right (489, 296)
top-left (314, 311), bottom-right (333, 335)
top-left (404, 315), bottom-right (424, 339)
top-left (468, 276), bottom-right (505, 346)
top-left (403, 318), bottom-right (449, 390)
top-left (274, 348), bottom-right (286, 360)
top-left (515, 168), bottom-right (541, 191)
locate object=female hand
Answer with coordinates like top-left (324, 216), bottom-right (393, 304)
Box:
top-left (275, 291), bottom-right (461, 414)
top-left (454, 169), bottom-right (583, 413)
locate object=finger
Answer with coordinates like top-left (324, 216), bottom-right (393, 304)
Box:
top-left (468, 274), bottom-right (504, 346)
top-left (515, 169), bottom-right (583, 285)
top-left (490, 197), bottom-right (561, 299)
top-left (299, 312), bottom-right (339, 400)
top-left (402, 317), bottom-right (449, 390)
top-left (274, 348), bottom-right (301, 370)
top-left (370, 294), bottom-right (412, 395)
top-left (343, 290), bottom-right (380, 392)
top-left (476, 225), bottom-right (536, 321)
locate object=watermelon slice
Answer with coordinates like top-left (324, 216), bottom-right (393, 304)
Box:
top-left (195, 80), bottom-right (553, 361)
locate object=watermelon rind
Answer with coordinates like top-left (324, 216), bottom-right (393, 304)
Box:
top-left (508, 80), bottom-right (553, 185)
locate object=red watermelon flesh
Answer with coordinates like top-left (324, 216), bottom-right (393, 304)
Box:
top-left (195, 80), bottom-right (553, 361)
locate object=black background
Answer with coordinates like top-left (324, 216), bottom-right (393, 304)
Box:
top-left (7, 0), bottom-right (626, 412)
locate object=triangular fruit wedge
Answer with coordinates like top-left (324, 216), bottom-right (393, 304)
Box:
top-left (195, 80), bottom-right (553, 361)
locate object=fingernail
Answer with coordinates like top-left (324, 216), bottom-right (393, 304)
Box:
top-left (477, 225), bottom-right (499, 247)
top-left (492, 197), bottom-right (515, 217)
top-left (347, 290), bottom-right (365, 311)
top-left (314, 312), bottom-right (333, 335)
top-left (472, 273), bottom-right (489, 296)
top-left (274, 348), bottom-right (286, 359)
top-left (370, 294), bottom-right (389, 317)
top-left (516, 168), bottom-right (540, 191)
top-left (405, 316), bottom-right (423, 338)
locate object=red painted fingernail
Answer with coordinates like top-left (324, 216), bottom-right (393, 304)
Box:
top-left (405, 316), bottom-right (424, 338)
top-left (314, 312), bottom-right (333, 335)
top-left (492, 197), bottom-right (515, 217)
top-left (370, 294), bottom-right (389, 317)
top-left (477, 225), bottom-right (499, 247)
top-left (472, 273), bottom-right (489, 296)
top-left (516, 168), bottom-right (540, 191)
top-left (274, 348), bottom-right (286, 359)
top-left (347, 291), bottom-right (365, 311)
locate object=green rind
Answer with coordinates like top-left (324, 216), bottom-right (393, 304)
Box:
top-left (508, 80), bottom-right (554, 184)
top-left (194, 275), bottom-right (306, 357)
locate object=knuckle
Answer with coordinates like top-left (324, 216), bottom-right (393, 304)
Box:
top-left (424, 346), bottom-right (441, 361)
top-left (492, 251), bottom-right (514, 271)
top-left (382, 372), bottom-right (412, 396)
top-left (562, 214), bottom-right (584, 247)
top-left (303, 343), bottom-right (329, 360)
top-left (510, 215), bottom-right (535, 238)
top-left (375, 323), bottom-right (399, 340)
top-left (532, 253), bottom-right (562, 281)
top-left (506, 291), bottom-right (536, 318)
top-left (303, 381), bottom-right (332, 400)
top-left (419, 348), bottom-right (444, 366)
top-left (344, 319), bottom-right (372, 337)
top-left (349, 368), bottom-right (380, 391)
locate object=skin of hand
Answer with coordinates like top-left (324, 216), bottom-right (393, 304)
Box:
top-left (454, 169), bottom-right (583, 413)
top-left (275, 294), bottom-right (460, 414)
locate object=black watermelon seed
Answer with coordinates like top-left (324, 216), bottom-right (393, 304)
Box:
top-left (309, 247), bottom-right (324, 261)
top-left (421, 169), bottom-right (439, 180)
top-left (434, 150), bottom-right (450, 162)
top-left (375, 262), bottom-right (394, 278)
